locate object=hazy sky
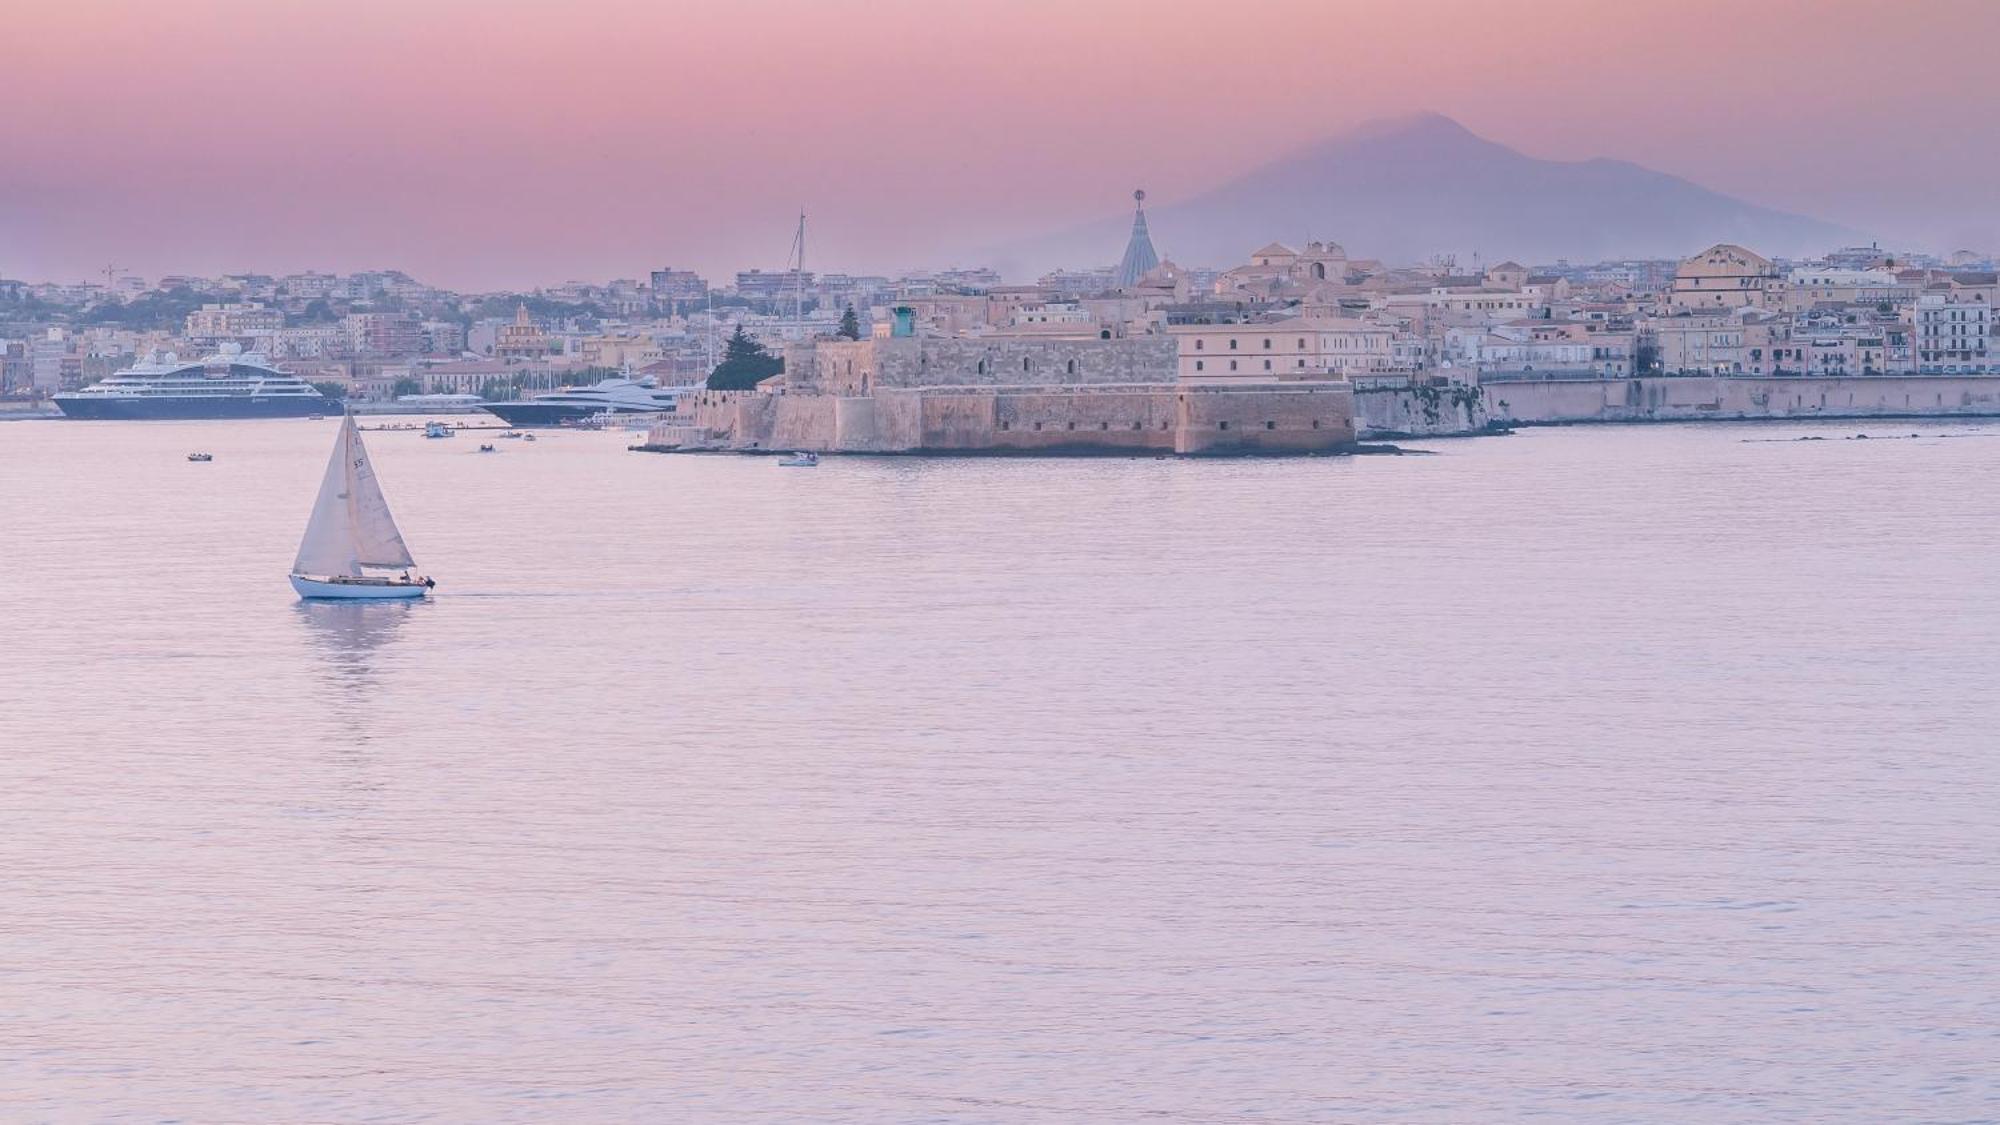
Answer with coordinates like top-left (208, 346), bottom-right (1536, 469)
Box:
top-left (3, 0), bottom-right (1995, 288)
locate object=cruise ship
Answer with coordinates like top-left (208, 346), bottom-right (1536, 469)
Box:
top-left (480, 375), bottom-right (696, 427)
top-left (54, 345), bottom-right (334, 420)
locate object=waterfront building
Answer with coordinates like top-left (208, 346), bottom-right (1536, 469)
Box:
top-left (1171, 317), bottom-right (1405, 383)
top-left (1650, 309), bottom-right (1791, 375)
top-left (1459, 321), bottom-right (1633, 379)
top-left (1913, 291), bottom-right (1994, 373)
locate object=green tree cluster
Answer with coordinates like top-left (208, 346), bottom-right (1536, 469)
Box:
top-left (706, 326), bottom-right (783, 390)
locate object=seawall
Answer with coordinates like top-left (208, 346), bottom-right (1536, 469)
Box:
top-left (1484, 375), bottom-right (2000, 426)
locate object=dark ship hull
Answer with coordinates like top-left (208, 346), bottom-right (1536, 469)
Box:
top-left (53, 396), bottom-right (337, 420)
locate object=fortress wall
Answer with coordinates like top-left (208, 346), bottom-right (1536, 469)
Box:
top-left (1175, 382), bottom-right (1358, 455)
top-left (874, 336), bottom-right (1179, 389)
top-left (657, 380), bottom-right (1358, 456)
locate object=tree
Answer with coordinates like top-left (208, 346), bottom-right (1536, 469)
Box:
top-left (479, 378), bottom-right (517, 401)
top-left (707, 326), bottom-right (783, 390)
top-left (837, 305), bottom-right (861, 340)
top-left (392, 377), bottom-right (423, 397)
top-left (296, 299), bottom-right (339, 325)
top-left (309, 381), bottom-right (347, 400)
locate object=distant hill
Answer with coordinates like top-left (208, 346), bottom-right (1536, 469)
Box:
top-left (996, 113), bottom-right (1859, 275)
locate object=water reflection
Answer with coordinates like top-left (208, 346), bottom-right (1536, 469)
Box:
top-left (291, 599), bottom-right (422, 810)
top-left (292, 598), bottom-right (419, 699)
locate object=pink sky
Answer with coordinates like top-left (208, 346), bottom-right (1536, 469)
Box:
top-left (2, 0), bottom-right (1995, 288)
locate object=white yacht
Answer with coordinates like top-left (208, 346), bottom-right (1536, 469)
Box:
top-left (481, 376), bottom-right (695, 427)
top-left (54, 345), bottom-right (333, 419)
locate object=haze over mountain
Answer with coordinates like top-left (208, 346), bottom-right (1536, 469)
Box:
top-left (996, 114), bottom-right (1860, 276)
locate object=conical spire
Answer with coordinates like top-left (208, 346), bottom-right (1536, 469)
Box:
top-left (1114, 189), bottom-right (1160, 288)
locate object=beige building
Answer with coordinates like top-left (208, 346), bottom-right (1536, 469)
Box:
top-left (1170, 317), bottom-right (1403, 382)
top-left (494, 305), bottom-right (557, 360)
top-left (1780, 268), bottom-right (1916, 312)
top-left (1216, 241), bottom-right (1355, 299)
top-left (1651, 310), bottom-right (1793, 375)
top-left (185, 302), bottom-right (283, 341)
top-left (1667, 244), bottom-right (1780, 310)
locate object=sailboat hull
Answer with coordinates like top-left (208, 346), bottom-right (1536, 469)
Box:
top-left (290, 574), bottom-right (432, 600)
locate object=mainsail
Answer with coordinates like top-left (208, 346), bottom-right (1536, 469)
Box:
top-left (293, 415), bottom-right (416, 577)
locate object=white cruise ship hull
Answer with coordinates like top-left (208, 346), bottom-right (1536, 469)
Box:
top-left (290, 574), bottom-right (432, 600)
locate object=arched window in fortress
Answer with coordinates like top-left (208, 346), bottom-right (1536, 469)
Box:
top-left (1066, 359), bottom-right (1076, 375)
top-left (976, 359), bottom-right (986, 375)
top-left (1022, 356), bottom-right (1031, 373)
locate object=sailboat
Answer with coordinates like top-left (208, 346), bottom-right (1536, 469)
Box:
top-left (289, 414), bottom-right (434, 599)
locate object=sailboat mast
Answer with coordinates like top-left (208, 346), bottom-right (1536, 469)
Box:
top-left (792, 210), bottom-right (806, 337)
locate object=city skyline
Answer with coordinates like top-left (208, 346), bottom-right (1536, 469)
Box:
top-left (3, 0), bottom-right (1997, 289)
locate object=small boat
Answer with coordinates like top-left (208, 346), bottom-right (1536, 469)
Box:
top-left (307, 414), bottom-right (325, 421)
top-left (423, 421), bottom-right (453, 439)
top-left (499, 430), bottom-right (524, 439)
top-left (478, 443), bottom-right (497, 453)
top-left (290, 414), bottom-right (433, 600)
top-left (777, 451), bottom-right (820, 467)
top-left (520, 433), bottom-right (538, 442)
top-left (186, 452), bottom-right (213, 462)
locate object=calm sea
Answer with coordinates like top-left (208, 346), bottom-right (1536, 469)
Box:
top-left (2, 417), bottom-right (1996, 1122)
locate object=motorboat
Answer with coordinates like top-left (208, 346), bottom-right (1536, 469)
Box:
top-left (479, 375), bottom-right (696, 428)
top-left (777, 451), bottom-right (820, 467)
top-left (423, 421), bottom-right (453, 438)
top-left (186, 452), bottom-right (213, 463)
top-left (478, 443), bottom-right (497, 452)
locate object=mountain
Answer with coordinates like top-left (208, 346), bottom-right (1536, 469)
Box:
top-left (995, 113), bottom-right (1858, 275)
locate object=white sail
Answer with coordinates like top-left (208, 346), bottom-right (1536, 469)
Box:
top-left (292, 415), bottom-right (415, 576)
top-left (345, 417), bottom-right (416, 569)
top-left (294, 417), bottom-right (362, 577)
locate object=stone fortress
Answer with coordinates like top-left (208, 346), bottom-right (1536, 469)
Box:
top-left (648, 193), bottom-right (1359, 457)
